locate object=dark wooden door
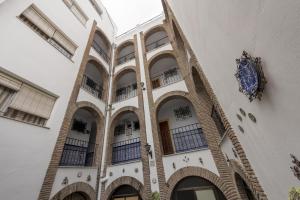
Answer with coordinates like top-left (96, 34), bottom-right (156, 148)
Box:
top-left (159, 121), bottom-right (174, 155)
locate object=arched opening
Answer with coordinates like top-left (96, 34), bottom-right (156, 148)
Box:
top-left (114, 70), bottom-right (137, 102)
top-left (116, 42), bottom-right (135, 65)
top-left (111, 111), bottom-right (141, 164)
top-left (60, 108), bottom-right (98, 166)
top-left (149, 54), bottom-right (181, 89)
top-left (145, 27), bottom-right (169, 52)
top-left (92, 30), bottom-right (111, 64)
top-left (171, 176), bottom-right (226, 200)
top-left (110, 185), bottom-right (141, 200)
top-left (81, 60), bottom-right (108, 101)
top-left (235, 173), bottom-right (256, 200)
top-left (191, 67), bottom-right (225, 138)
top-left (63, 192), bottom-right (90, 200)
top-left (156, 96), bottom-right (207, 155)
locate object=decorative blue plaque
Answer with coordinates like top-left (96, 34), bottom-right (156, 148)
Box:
top-left (235, 51), bottom-right (266, 101)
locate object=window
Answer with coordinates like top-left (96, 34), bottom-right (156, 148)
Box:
top-left (71, 119), bottom-right (87, 133)
top-left (174, 106), bottom-right (192, 121)
top-left (20, 5), bottom-right (77, 59)
top-left (63, 0), bottom-right (88, 25)
top-left (89, 0), bottom-right (103, 17)
top-left (0, 70), bottom-right (57, 127)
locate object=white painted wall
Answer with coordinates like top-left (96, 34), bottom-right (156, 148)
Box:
top-left (77, 89), bottom-right (106, 115)
top-left (0, 0), bottom-right (115, 199)
top-left (51, 167), bottom-right (98, 198)
top-left (166, 0), bottom-right (300, 199)
top-left (163, 149), bottom-right (219, 181)
top-left (111, 96), bottom-right (139, 116)
top-left (105, 161), bottom-right (143, 189)
top-left (152, 81), bottom-right (188, 103)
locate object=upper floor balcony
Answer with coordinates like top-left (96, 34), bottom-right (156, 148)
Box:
top-left (92, 29), bottom-right (111, 65)
top-left (110, 112), bottom-right (141, 165)
top-left (60, 108), bottom-right (99, 167)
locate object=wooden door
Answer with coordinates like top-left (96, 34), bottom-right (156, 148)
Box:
top-left (159, 121), bottom-right (174, 155)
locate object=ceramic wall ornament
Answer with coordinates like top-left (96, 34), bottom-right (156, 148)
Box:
top-left (235, 51), bottom-right (267, 102)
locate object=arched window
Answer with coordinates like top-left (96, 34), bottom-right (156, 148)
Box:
top-left (110, 185), bottom-right (141, 200)
top-left (111, 112), bottom-right (141, 164)
top-left (171, 176), bottom-right (227, 200)
top-left (64, 192), bottom-right (89, 200)
top-left (149, 54), bottom-right (181, 89)
top-left (145, 27), bottom-right (169, 52)
top-left (92, 30), bottom-right (111, 64)
top-left (60, 108), bottom-right (98, 166)
top-left (156, 96), bottom-right (207, 155)
top-left (81, 60), bottom-right (108, 101)
top-left (235, 173), bottom-right (256, 200)
top-left (116, 42), bottom-right (135, 65)
top-left (114, 70), bottom-right (137, 102)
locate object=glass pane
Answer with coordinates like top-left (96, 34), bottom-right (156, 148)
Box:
top-left (195, 189), bottom-right (216, 200)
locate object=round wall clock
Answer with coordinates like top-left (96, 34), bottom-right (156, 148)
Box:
top-left (235, 51), bottom-right (267, 101)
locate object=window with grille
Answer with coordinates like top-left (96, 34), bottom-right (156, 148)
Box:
top-left (19, 5), bottom-right (77, 59)
top-left (63, 0), bottom-right (88, 25)
top-left (0, 71), bottom-right (57, 127)
top-left (174, 106), bottom-right (192, 121)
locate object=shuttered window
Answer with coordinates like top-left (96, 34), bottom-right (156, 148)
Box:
top-left (20, 5), bottom-right (77, 58)
top-left (0, 70), bottom-right (57, 127)
top-left (9, 84), bottom-right (56, 119)
top-left (63, 0), bottom-right (88, 25)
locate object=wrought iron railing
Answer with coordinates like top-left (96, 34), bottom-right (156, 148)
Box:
top-left (60, 137), bottom-right (96, 166)
top-left (146, 36), bottom-right (169, 52)
top-left (151, 68), bottom-right (182, 89)
top-left (115, 83), bottom-right (137, 102)
top-left (92, 41), bottom-right (111, 64)
top-left (81, 75), bottom-right (103, 100)
top-left (112, 137), bottom-right (141, 164)
top-left (117, 52), bottom-right (135, 65)
top-left (170, 123), bottom-right (208, 153)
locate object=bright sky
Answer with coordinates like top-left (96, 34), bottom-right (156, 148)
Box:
top-left (102, 0), bottom-right (163, 35)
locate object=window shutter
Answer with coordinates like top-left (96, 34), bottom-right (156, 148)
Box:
top-left (70, 4), bottom-right (88, 25)
top-left (9, 84), bottom-right (56, 119)
top-left (0, 85), bottom-right (15, 114)
top-left (63, 0), bottom-right (73, 7)
top-left (22, 6), bottom-right (56, 37)
top-left (53, 31), bottom-right (76, 55)
top-left (0, 72), bottom-right (22, 91)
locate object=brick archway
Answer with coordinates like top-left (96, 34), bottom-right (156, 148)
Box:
top-left (105, 106), bottom-right (141, 166)
top-left (166, 167), bottom-right (230, 200)
top-left (112, 66), bottom-right (137, 102)
top-left (147, 50), bottom-right (176, 69)
top-left (114, 39), bottom-right (135, 66)
top-left (101, 176), bottom-right (146, 200)
top-left (51, 182), bottom-right (96, 200)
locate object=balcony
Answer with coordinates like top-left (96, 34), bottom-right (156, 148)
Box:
top-left (60, 137), bottom-right (97, 166)
top-left (151, 68), bottom-right (182, 89)
top-left (146, 36), bottom-right (169, 52)
top-left (92, 42), bottom-right (111, 65)
top-left (115, 83), bottom-right (137, 102)
top-left (117, 52), bottom-right (135, 65)
top-left (81, 75), bottom-right (103, 100)
top-left (171, 123), bottom-right (208, 153)
top-left (112, 137), bottom-right (141, 164)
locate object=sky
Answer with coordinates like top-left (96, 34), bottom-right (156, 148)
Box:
top-left (101, 0), bottom-right (163, 35)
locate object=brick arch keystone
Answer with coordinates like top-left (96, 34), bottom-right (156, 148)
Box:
top-left (166, 167), bottom-right (231, 200)
top-left (51, 182), bottom-right (96, 200)
top-left (102, 176), bottom-right (146, 200)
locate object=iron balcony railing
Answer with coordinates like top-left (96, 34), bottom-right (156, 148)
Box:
top-left (112, 137), bottom-right (141, 164)
top-left (151, 67), bottom-right (182, 89)
top-left (171, 123), bottom-right (208, 153)
top-left (146, 36), bottom-right (169, 52)
top-left (117, 52), bottom-right (135, 65)
top-left (115, 83), bottom-right (137, 102)
top-left (92, 41), bottom-right (111, 65)
top-left (60, 137), bottom-right (97, 166)
top-left (81, 75), bottom-right (103, 100)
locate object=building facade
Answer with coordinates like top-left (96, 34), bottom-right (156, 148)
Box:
top-left (0, 0), bottom-right (299, 200)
